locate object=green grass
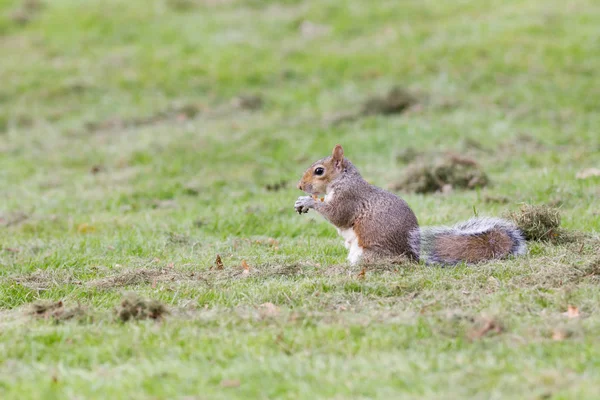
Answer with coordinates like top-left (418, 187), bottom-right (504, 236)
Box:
top-left (1, 0), bottom-right (600, 398)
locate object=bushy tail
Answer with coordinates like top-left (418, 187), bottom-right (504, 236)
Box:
top-left (409, 217), bottom-right (526, 265)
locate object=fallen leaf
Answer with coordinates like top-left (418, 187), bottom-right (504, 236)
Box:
top-left (220, 379), bottom-right (240, 388)
top-left (4, 247), bottom-right (20, 253)
top-left (357, 267), bottom-right (366, 279)
top-left (167, 262), bottom-right (174, 269)
top-left (151, 279), bottom-right (157, 289)
top-left (241, 260), bottom-right (250, 275)
top-left (215, 255), bottom-right (224, 270)
top-left (563, 305), bottom-right (580, 319)
top-left (469, 318), bottom-right (503, 340)
top-left (576, 168), bottom-right (600, 179)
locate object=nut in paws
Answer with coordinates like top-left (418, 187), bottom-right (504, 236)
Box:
top-left (294, 196), bottom-right (314, 214)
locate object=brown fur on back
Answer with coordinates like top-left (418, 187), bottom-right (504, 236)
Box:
top-left (352, 199), bottom-right (419, 260)
top-left (434, 228), bottom-right (514, 263)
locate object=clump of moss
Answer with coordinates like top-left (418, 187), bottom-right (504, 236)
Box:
top-left (116, 294), bottom-right (168, 322)
top-left (393, 155), bottom-right (488, 193)
top-left (29, 300), bottom-right (89, 323)
top-left (504, 204), bottom-right (561, 242)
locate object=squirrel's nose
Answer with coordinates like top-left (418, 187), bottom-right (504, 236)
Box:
top-left (297, 182), bottom-right (303, 190)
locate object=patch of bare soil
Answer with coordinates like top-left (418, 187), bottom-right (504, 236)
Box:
top-left (86, 268), bottom-right (189, 290)
top-left (116, 294), bottom-right (168, 322)
top-left (392, 153), bottom-right (488, 193)
top-left (362, 87), bottom-right (417, 116)
top-left (325, 86), bottom-right (418, 125)
top-left (512, 253), bottom-right (600, 288)
top-left (0, 211), bottom-right (29, 227)
top-left (265, 180), bottom-right (288, 192)
top-left (29, 300), bottom-right (89, 323)
top-left (84, 93), bottom-right (263, 134)
top-left (9, 0), bottom-right (44, 26)
top-left (13, 269), bottom-right (81, 291)
top-left (84, 103), bottom-right (203, 133)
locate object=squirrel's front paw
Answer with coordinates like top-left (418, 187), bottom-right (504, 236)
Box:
top-left (294, 196), bottom-right (314, 214)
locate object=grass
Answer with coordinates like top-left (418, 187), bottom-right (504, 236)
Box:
top-left (1, 0), bottom-right (600, 398)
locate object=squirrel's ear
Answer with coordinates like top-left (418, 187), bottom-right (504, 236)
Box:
top-left (332, 144), bottom-right (344, 163)
top-left (332, 144), bottom-right (344, 170)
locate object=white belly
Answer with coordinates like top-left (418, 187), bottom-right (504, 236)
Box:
top-left (338, 227), bottom-right (363, 265)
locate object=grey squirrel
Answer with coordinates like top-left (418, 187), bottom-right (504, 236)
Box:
top-left (294, 145), bottom-right (526, 265)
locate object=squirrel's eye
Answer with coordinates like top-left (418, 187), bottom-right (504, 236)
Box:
top-left (314, 167), bottom-right (324, 176)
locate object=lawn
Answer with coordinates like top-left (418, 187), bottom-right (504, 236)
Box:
top-left (1, 0), bottom-right (600, 398)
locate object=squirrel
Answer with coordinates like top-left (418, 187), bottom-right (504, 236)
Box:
top-left (294, 144), bottom-right (526, 265)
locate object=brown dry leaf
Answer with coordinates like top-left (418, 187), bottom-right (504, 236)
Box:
top-left (151, 279), bottom-right (157, 289)
top-left (564, 305), bottom-right (580, 319)
top-left (77, 223), bottom-right (96, 234)
top-left (4, 247), bottom-right (20, 253)
top-left (241, 260), bottom-right (250, 275)
top-left (357, 267), bottom-right (366, 279)
top-left (215, 255), bottom-right (224, 270)
top-left (576, 168), bottom-right (600, 179)
top-left (220, 379), bottom-right (241, 388)
top-left (469, 319), bottom-right (503, 340)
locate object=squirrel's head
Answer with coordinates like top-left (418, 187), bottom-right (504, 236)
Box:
top-left (297, 144), bottom-right (346, 195)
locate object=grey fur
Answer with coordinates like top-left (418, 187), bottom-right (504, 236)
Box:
top-left (411, 217), bottom-right (527, 265)
top-left (296, 156), bottom-right (526, 265)
top-left (297, 159), bottom-right (420, 261)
